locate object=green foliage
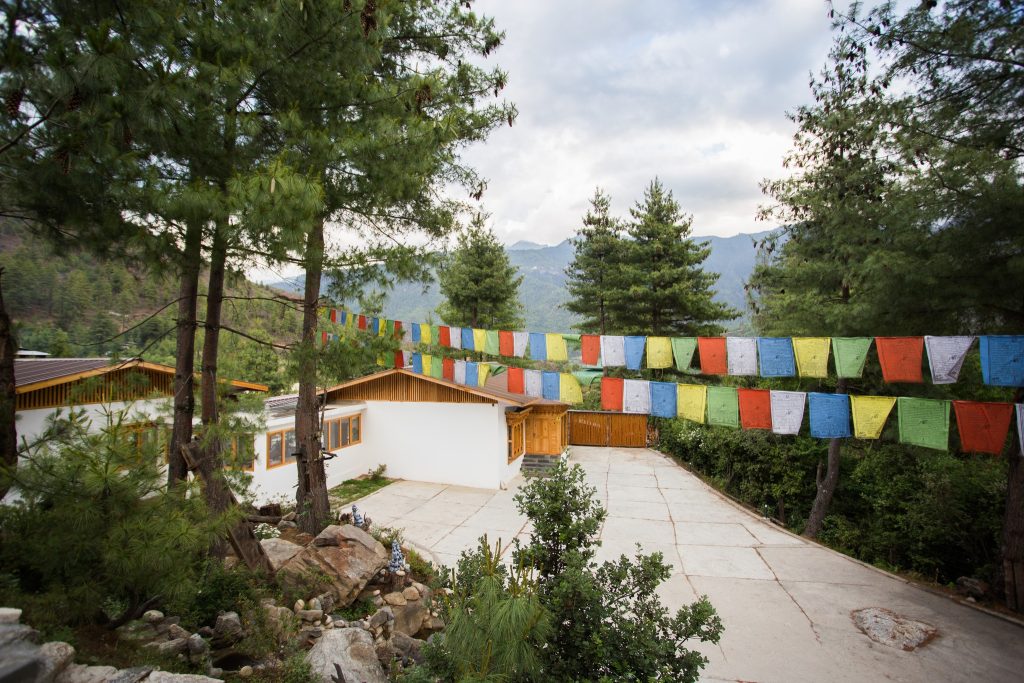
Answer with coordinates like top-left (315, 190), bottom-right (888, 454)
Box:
top-left (251, 651), bottom-right (318, 683)
top-left (565, 189), bottom-right (623, 335)
top-left (171, 560), bottom-right (265, 630)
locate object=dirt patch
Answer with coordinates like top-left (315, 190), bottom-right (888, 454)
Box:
top-left (851, 607), bottom-right (938, 651)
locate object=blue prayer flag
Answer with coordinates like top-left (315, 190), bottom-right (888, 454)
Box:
top-left (530, 332), bottom-right (548, 361)
top-left (371, 317), bottom-right (380, 335)
top-left (340, 311), bottom-right (347, 325)
top-left (411, 323), bottom-right (421, 344)
top-left (757, 337), bottom-right (796, 377)
top-left (808, 392), bottom-right (851, 438)
top-left (412, 353), bottom-right (423, 374)
top-left (624, 336), bottom-right (646, 370)
top-left (465, 362), bottom-right (479, 387)
top-left (462, 327), bottom-right (475, 351)
top-left (650, 381), bottom-right (677, 418)
top-left (979, 335), bottom-right (1024, 387)
top-left (542, 371), bottom-right (560, 400)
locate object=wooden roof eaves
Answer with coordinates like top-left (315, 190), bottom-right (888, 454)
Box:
top-left (323, 368), bottom-right (538, 407)
top-left (16, 359), bottom-right (268, 395)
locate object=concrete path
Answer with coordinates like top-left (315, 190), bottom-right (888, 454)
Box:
top-left (353, 446), bottom-right (1024, 682)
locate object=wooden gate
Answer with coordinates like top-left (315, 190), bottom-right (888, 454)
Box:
top-left (568, 411), bottom-right (647, 448)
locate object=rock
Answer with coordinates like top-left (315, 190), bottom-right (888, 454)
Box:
top-left (309, 598), bottom-right (322, 611)
top-left (167, 624), bottom-right (191, 640)
top-left (144, 672), bottom-right (223, 682)
top-left (390, 601), bottom-right (427, 638)
top-left (238, 665), bottom-right (253, 678)
top-left (967, 596), bottom-right (977, 603)
top-left (206, 667), bottom-right (223, 679)
top-left (305, 628), bottom-right (388, 683)
top-left (402, 586), bottom-right (421, 601)
top-left (415, 614), bottom-right (444, 640)
top-left (293, 599), bottom-right (305, 612)
top-left (213, 612), bottom-right (243, 644)
top-left (372, 596), bottom-right (384, 608)
top-left (296, 609), bottom-right (324, 622)
top-left (38, 641), bottom-right (76, 681)
top-left (105, 666), bottom-right (153, 682)
top-left (258, 503), bottom-right (283, 517)
top-left (0, 622), bottom-right (39, 648)
top-left (56, 663), bottom-right (120, 683)
top-left (851, 607), bottom-right (937, 651)
top-left (956, 576), bottom-right (989, 600)
top-left (146, 637), bottom-right (188, 656)
top-left (368, 607), bottom-right (393, 631)
top-left (277, 520), bottom-right (298, 530)
top-left (260, 538), bottom-right (303, 572)
top-left (142, 610), bottom-right (165, 624)
top-left (282, 511), bottom-right (297, 522)
top-left (197, 626), bottom-right (214, 638)
top-left (186, 633), bottom-right (209, 657)
top-left (315, 593), bottom-right (335, 615)
top-left (279, 525), bottom-right (388, 607)
top-left (0, 607), bottom-right (22, 624)
top-left (382, 592), bottom-right (407, 607)
top-left (392, 633), bottom-right (426, 665)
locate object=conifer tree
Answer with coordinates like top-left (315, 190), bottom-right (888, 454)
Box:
top-left (565, 189), bottom-right (623, 335)
top-left (438, 217), bottom-right (524, 330)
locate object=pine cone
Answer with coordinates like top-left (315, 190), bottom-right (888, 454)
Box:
top-left (67, 87), bottom-right (83, 112)
top-left (360, 0), bottom-right (377, 37)
top-left (5, 88), bottom-right (24, 119)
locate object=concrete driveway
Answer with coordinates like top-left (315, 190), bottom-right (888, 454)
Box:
top-left (353, 446), bottom-right (1024, 682)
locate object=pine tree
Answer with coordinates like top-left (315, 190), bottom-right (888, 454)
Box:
top-left (610, 179), bottom-right (736, 336)
top-left (438, 217), bottom-right (524, 330)
top-left (565, 189), bottom-right (623, 335)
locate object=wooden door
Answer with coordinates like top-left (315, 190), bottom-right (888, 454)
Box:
top-left (568, 411), bottom-right (647, 448)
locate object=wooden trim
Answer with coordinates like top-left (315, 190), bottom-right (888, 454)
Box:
top-left (323, 368), bottom-right (538, 406)
top-left (265, 427), bottom-right (296, 469)
top-left (323, 414), bottom-right (363, 451)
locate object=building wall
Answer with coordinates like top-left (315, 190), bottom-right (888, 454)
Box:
top-left (15, 399), bottom-right (171, 448)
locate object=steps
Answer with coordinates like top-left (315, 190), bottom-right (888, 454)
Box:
top-left (520, 453), bottom-right (563, 477)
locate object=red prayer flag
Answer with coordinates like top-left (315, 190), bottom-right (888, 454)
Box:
top-left (507, 367), bottom-right (525, 394)
top-left (953, 400), bottom-right (1013, 454)
top-left (329, 308), bottom-right (337, 323)
top-left (876, 336), bottom-right (924, 383)
top-left (439, 326), bottom-right (451, 347)
top-left (442, 357), bottom-right (455, 381)
top-left (738, 388), bottom-right (772, 430)
top-left (698, 337), bottom-right (728, 375)
top-left (601, 377), bottom-right (624, 411)
top-left (357, 314), bottom-right (367, 330)
top-left (394, 320), bottom-right (402, 338)
top-left (321, 331), bottom-right (328, 345)
top-left (499, 330), bottom-right (514, 356)
top-left (581, 335), bottom-right (601, 365)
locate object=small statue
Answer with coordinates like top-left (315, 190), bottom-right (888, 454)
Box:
top-left (388, 539), bottom-right (406, 573)
top-left (352, 504), bottom-right (364, 528)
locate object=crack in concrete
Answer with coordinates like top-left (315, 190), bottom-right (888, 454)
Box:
top-left (755, 546), bottom-right (822, 644)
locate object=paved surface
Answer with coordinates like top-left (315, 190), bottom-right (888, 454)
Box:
top-left (354, 446), bottom-right (1024, 682)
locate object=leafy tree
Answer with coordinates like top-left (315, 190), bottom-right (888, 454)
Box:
top-left (438, 217), bottom-right (525, 330)
top-left (610, 179), bottom-right (737, 336)
top-left (565, 188), bottom-right (624, 335)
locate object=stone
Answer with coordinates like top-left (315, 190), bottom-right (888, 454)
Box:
top-left (150, 637), bottom-right (188, 656)
top-left (144, 672), bottom-right (223, 682)
top-left (238, 665), bottom-right (253, 678)
top-left (956, 576), bottom-right (989, 600)
top-left (279, 525), bottom-right (388, 607)
top-left (197, 626), bottom-right (214, 638)
top-left (167, 624), bottom-right (191, 640)
top-left (372, 596), bottom-right (384, 608)
top-left (213, 612), bottom-right (243, 644)
top-left (297, 609), bottom-right (324, 622)
top-left (402, 586), bottom-right (421, 601)
top-left (309, 597), bottom-right (322, 611)
top-left (282, 511), bottom-right (297, 522)
top-left (142, 610), bottom-right (165, 624)
top-left (186, 634), bottom-right (209, 657)
top-left (38, 641), bottom-right (75, 681)
top-left (390, 601), bottom-right (427, 638)
top-left (277, 520), bottom-right (298, 530)
top-left (851, 607), bottom-right (938, 651)
top-left (0, 622), bottom-right (39, 648)
top-left (294, 599), bottom-right (305, 612)
top-left (206, 668), bottom-right (223, 679)
top-left (382, 592), bottom-right (407, 607)
top-left (367, 607), bottom-right (394, 632)
top-left (305, 628), bottom-right (388, 683)
top-left (106, 666), bottom-right (153, 682)
top-left (391, 633), bottom-right (425, 665)
top-left (315, 593), bottom-right (335, 615)
top-left (0, 607), bottom-right (22, 624)
top-left (260, 538), bottom-right (303, 572)
top-left (258, 503), bottom-right (283, 517)
top-left (56, 663), bottom-right (120, 683)
top-left (415, 614), bottom-right (444, 639)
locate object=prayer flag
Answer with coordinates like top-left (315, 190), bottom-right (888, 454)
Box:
top-left (499, 330), bottom-right (514, 356)
top-left (442, 357), bottom-right (455, 381)
top-left (394, 350), bottom-right (405, 369)
top-left (979, 335), bottom-right (1024, 387)
top-left (430, 355), bottom-right (444, 379)
top-left (671, 338), bottom-right (698, 372)
top-left (647, 337), bottom-right (673, 369)
top-left (358, 314), bottom-right (367, 331)
top-left (1017, 404), bottom-right (1024, 456)
top-left (624, 336), bottom-right (647, 370)
top-left (347, 312), bottom-right (355, 329)
top-left (698, 337), bottom-right (728, 375)
top-left (850, 396), bottom-right (896, 439)
top-left (421, 324), bottom-right (433, 346)
top-left (371, 317), bottom-right (380, 335)
top-left (738, 388), bottom-right (772, 430)
top-left (507, 367), bottom-right (525, 394)
top-left (758, 337), bottom-right (796, 377)
top-left (485, 330), bottom-right (500, 356)
top-left (897, 397), bottom-right (949, 451)
top-left (808, 392), bottom-right (851, 438)
top-left (770, 390), bottom-right (805, 435)
top-left (581, 335), bottom-right (601, 365)
top-left (677, 384), bottom-right (707, 423)
top-left (542, 371), bottom-right (560, 400)
top-left (461, 327), bottom-right (475, 351)
top-left (925, 336), bottom-right (974, 384)
top-left (650, 381), bottom-right (677, 418)
top-left (707, 386), bottom-right (739, 428)
top-left (512, 332), bottom-right (529, 357)
top-left (727, 337), bottom-right (758, 376)
top-left (473, 328), bottom-right (487, 352)
top-left (438, 326), bottom-right (451, 347)
top-left (602, 377), bottom-right (625, 411)
top-left (465, 362), bottom-right (479, 387)
top-left (412, 353), bottom-right (423, 374)
top-left (953, 401), bottom-right (1013, 454)
top-left (601, 335), bottom-right (626, 367)
top-left (385, 319), bottom-right (395, 338)
top-left (793, 337), bottom-right (831, 378)
top-left (329, 308), bottom-right (337, 323)
top-left (393, 320), bottom-right (402, 339)
top-left (321, 331), bottom-right (328, 345)
top-left (421, 354), bottom-right (432, 376)
top-left (876, 337), bottom-right (924, 383)
top-left (454, 360), bottom-right (467, 385)
top-left (524, 369), bottom-right (543, 398)
top-left (478, 364), bottom-right (491, 387)
top-left (450, 327), bottom-right (463, 350)
top-left (546, 333), bottom-right (568, 361)
top-left (560, 373), bottom-right (583, 404)
top-left (529, 332), bottom-right (547, 361)
top-left (623, 379), bottom-right (651, 414)
top-left (411, 323), bottom-right (421, 344)
top-left (832, 337), bottom-right (873, 378)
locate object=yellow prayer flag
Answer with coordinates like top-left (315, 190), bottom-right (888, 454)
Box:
top-left (546, 333), bottom-right (568, 361)
top-left (677, 384), bottom-right (707, 423)
top-left (559, 373), bottom-right (583, 404)
top-left (422, 354), bottom-right (432, 375)
top-left (421, 324), bottom-right (433, 345)
top-left (793, 337), bottom-right (831, 378)
top-left (473, 328), bottom-right (487, 351)
top-left (478, 364), bottom-right (492, 387)
top-left (346, 312), bottom-right (355, 328)
top-left (647, 337), bottom-right (673, 368)
top-left (850, 395), bottom-right (896, 439)
top-left (378, 320), bottom-right (387, 337)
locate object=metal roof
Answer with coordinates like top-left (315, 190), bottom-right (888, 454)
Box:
top-left (14, 358), bottom-right (111, 388)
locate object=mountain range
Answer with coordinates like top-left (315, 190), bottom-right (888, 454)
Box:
top-left (267, 230), bottom-right (777, 333)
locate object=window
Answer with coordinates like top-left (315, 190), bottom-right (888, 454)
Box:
top-left (125, 422), bottom-right (169, 462)
top-left (323, 414), bottom-right (362, 451)
top-left (266, 427), bottom-right (297, 469)
top-left (224, 434), bottom-right (255, 471)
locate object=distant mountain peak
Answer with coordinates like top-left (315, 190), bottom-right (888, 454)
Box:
top-left (506, 240), bottom-right (548, 251)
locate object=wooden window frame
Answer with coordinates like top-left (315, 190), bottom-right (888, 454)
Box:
top-left (266, 427), bottom-right (297, 469)
top-left (323, 414), bottom-right (363, 452)
top-left (125, 421), bottom-right (169, 462)
top-left (225, 434), bottom-right (256, 472)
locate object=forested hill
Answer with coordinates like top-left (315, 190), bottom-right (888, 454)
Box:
top-left (268, 230), bottom-right (775, 332)
top-left (0, 222), bottom-right (300, 391)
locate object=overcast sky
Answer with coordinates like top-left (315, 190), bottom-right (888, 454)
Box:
top-left (460, 0), bottom-right (843, 246)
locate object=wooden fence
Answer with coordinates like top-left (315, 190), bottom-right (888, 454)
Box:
top-left (567, 411), bottom-right (647, 448)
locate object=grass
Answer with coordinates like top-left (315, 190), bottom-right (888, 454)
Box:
top-left (327, 471), bottom-right (393, 510)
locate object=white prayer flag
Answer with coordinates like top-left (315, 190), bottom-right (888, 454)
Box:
top-left (524, 369), bottom-right (543, 398)
top-left (770, 390), bottom-right (806, 435)
top-left (513, 332), bottom-right (529, 357)
top-left (402, 325), bottom-right (412, 344)
top-left (727, 337), bottom-right (758, 376)
top-left (601, 335), bottom-right (626, 367)
top-left (454, 360), bottom-right (466, 385)
top-left (450, 327), bottom-right (462, 350)
top-left (623, 379), bottom-right (651, 414)
top-left (924, 335), bottom-right (974, 384)
top-left (401, 350), bottom-right (411, 367)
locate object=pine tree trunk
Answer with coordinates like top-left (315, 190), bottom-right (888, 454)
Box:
top-left (168, 221), bottom-right (202, 488)
top-left (0, 269), bottom-right (17, 499)
top-left (803, 378), bottom-right (849, 539)
top-left (295, 219), bottom-right (331, 534)
top-left (1001, 388), bottom-right (1024, 612)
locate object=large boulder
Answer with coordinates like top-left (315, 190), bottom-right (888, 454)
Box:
top-left (305, 628), bottom-right (388, 683)
top-left (280, 525), bottom-right (388, 607)
top-left (260, 538), bottom-right (303, 572)
top-left (390, 601), bottom-right (427, 638)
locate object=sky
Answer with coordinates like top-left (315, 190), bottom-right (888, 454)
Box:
top-left (461, 0), bottom-right (843, 246)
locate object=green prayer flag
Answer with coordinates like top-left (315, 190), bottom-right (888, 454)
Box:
top-left (707, 386), bottom-right (739, 428)
top-left (897, 397), bottom-right (949, 451)
top-left (429, 355), bottom-right (443, 379)
top-left (671, 337), bottom-right (698, 373)
top-left (484, 329), bottom-right (500, 355)
top-left (832, 337), bottom-right (873, 378)
top-left (386, 319), bottom-right (395, 337)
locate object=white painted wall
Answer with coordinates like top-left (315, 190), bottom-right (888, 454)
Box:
top-left (15, 399), bottom-right (171, 449)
